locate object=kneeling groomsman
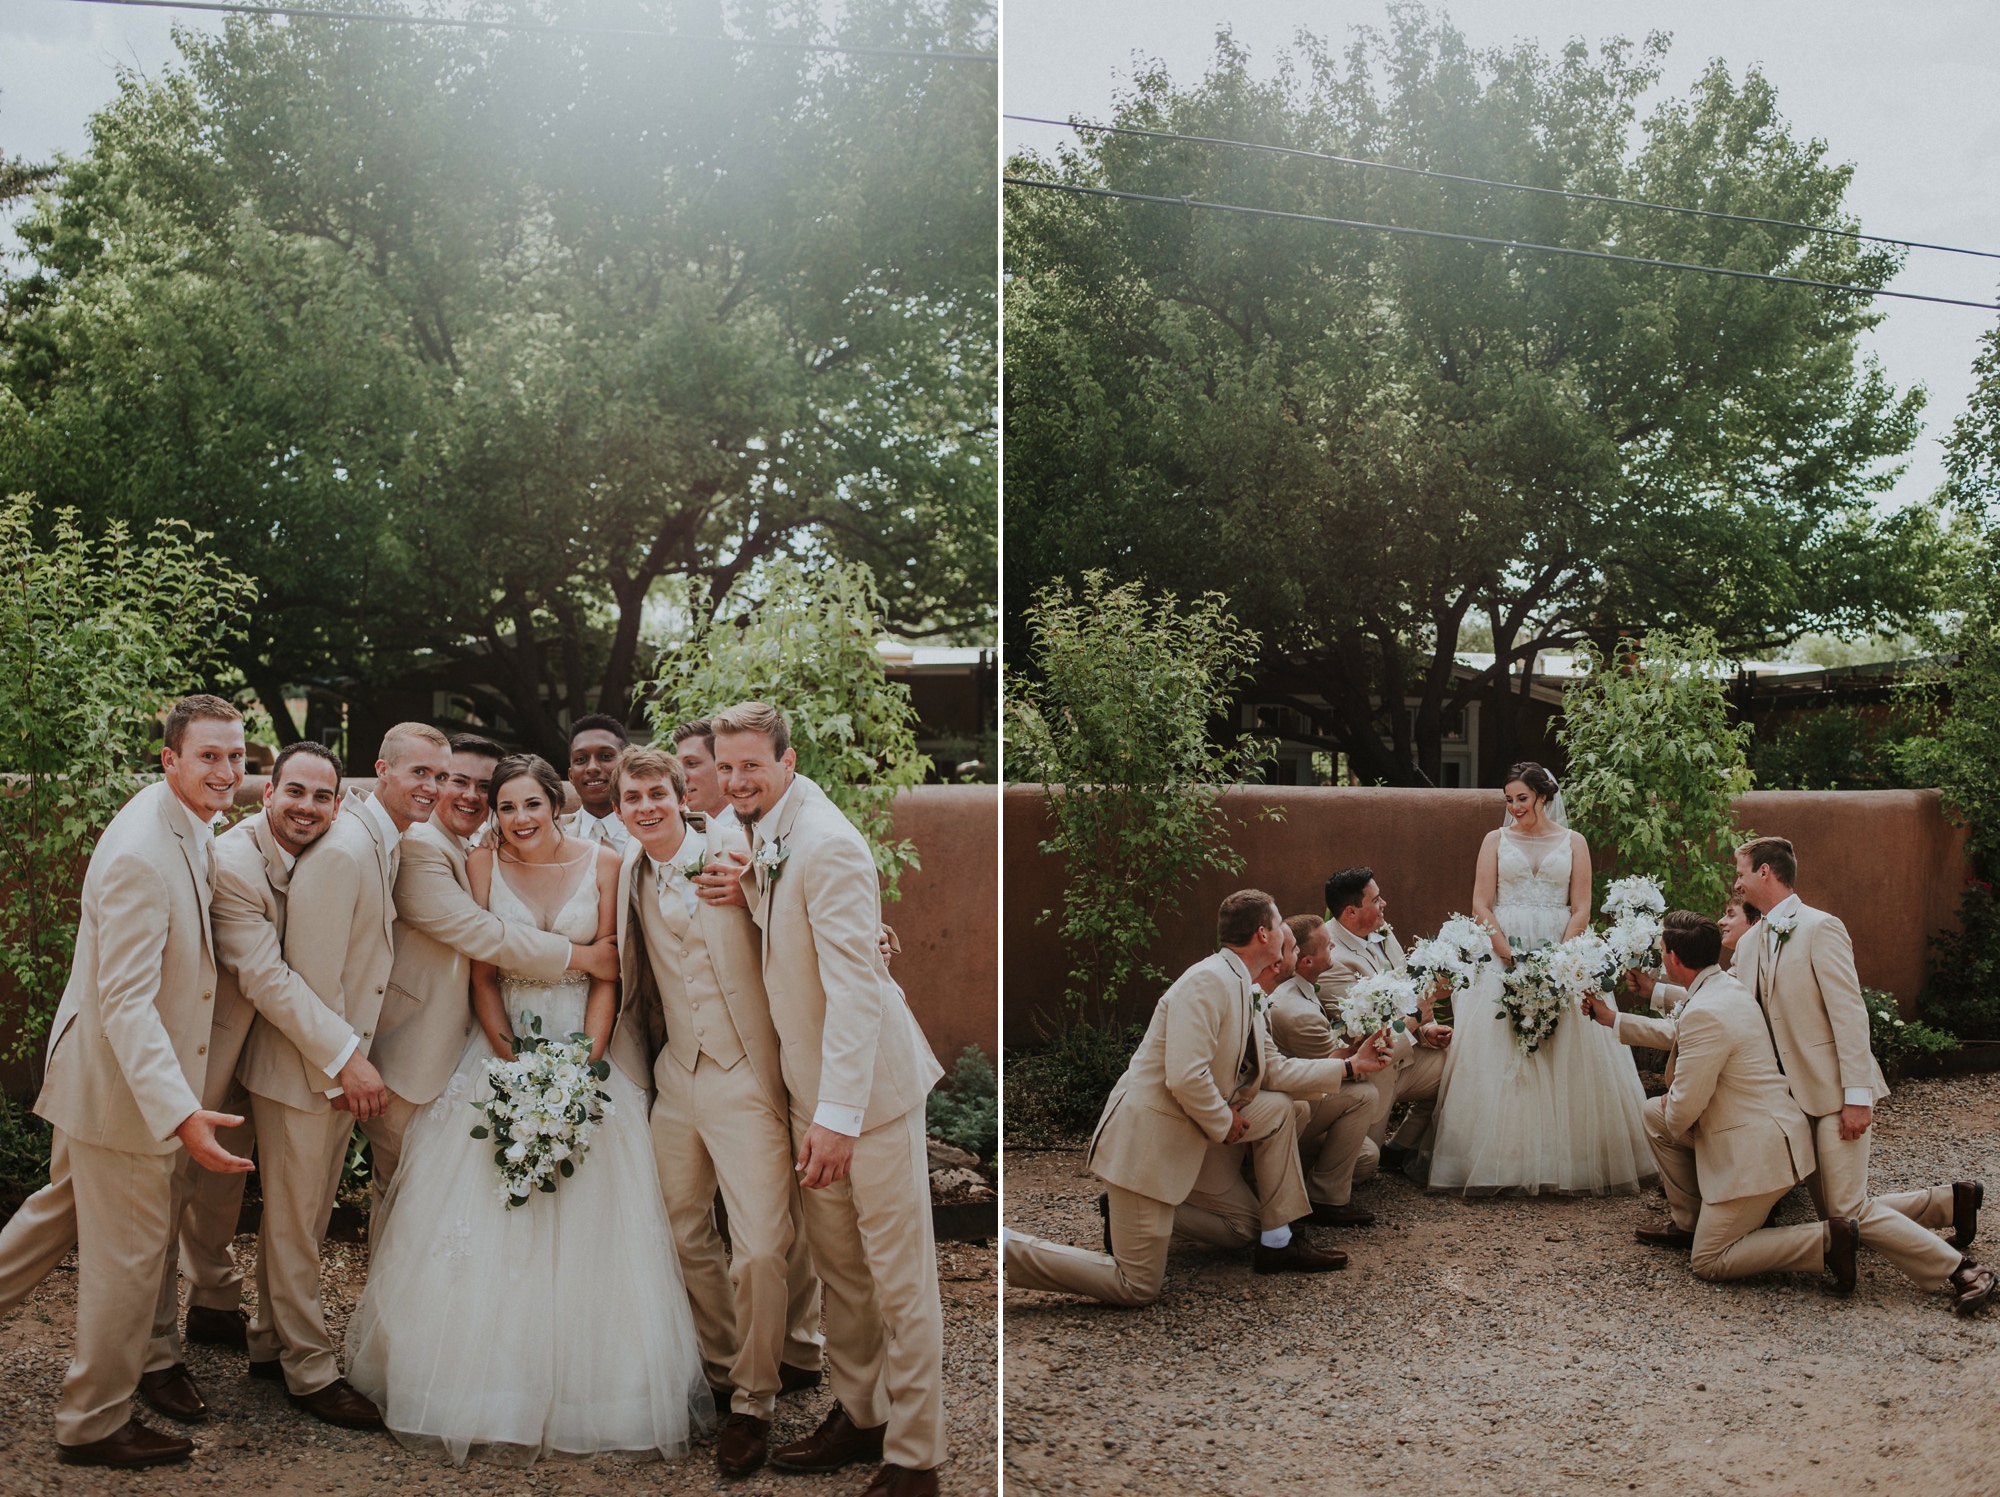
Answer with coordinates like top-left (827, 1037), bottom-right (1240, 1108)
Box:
top-left (608, 745), bottom-right (816, 1478)
top-left (1005, 891), bottom-right (1389, 1310)
top-left (1266, 915), bottom-right (1383, 1227)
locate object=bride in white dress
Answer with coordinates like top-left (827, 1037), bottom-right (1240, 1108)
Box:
top-left (1423, 761), bottom-right (1654, 1197)
top-left (347, 755), bottom-right (711, 1466)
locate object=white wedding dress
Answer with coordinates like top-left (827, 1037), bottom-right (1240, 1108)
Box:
top-left (347, 864), bottom-right (712, 1466)
top-left (1422, 829), bottom-right (1655, 1196)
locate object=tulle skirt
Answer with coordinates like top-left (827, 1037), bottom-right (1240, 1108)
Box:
top-left (346, 1003), bottom-right (712, 1466)
top-left (1422, 904), bottom-right (1655, 1197)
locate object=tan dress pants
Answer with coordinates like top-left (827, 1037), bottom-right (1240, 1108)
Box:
top-left (1004, 1087), bottom-right (1310, 1307)
top-left (652, 1052), bottom-right (804, 1418)
top-left (1369, 1043), bottom-right (1445, 1148)
top-left (1801, 1114), bottom-right (1962, 1291)
top-left (1299, 1082), bottom-right (1378, 1207)
top-left (790, 1105), bottom-right (946, 1471)
top-left (358, 1089), bottom-right (423, 1226)
top-left (148, 1107), bottom-right (254, 1367)
top-left (245, 1094), bottom-right (353, 1393)
top-left (0, 1130), bottom-right (180, 1445)
top-left (1643, 1100), bottom-right (1824, 1278)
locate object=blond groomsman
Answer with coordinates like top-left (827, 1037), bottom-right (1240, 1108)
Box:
top-left (0, 695), bottom-right (251, 1467)
top-left (712, 703), bottom-right (944, 1497)
top-left (1316, 868), bottom-right (1450, 1171)
top-left (363, 733), bottom-right (598, 1201)
top-left (1731, 839), bottom-right (1994, 1312)
top-left (1005, 891), bottom-right (1386, 1312)
top-left (158, 741), bottom-right (347, 1373)
top-left (1265, 915), bottom-right (1383, 1226)
top-left (240, 721), bottom-right (450, 1425)
top-left (608, 746), bottom-right (816, 1477)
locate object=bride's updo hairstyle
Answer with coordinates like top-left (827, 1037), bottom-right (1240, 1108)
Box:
top-left (1503, 761), bottom-right (1559, 804)
top-left (486, 754), bottom-right (568, 845)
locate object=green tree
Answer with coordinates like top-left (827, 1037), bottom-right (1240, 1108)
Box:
top-left (1005, 7), bottom-right (1940, 785)
top-left (1006, 572), bottom-right (1270, 1028)
top-left (0, 498), bottom-right (257, 1077)
top-left (0, 0), bottom-right (995, 759)
top-left (1557, 629), bottom-right (1752, 916)
top-left (644, 557), bottom-right (931, 895)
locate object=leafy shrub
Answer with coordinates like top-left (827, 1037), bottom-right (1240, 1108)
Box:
top-left (1559, 630), bottom-right (1753, 917)
top-left (1751, 703), bottom-right (1929, 791)
top-left (1002, 1023), bottom-right (1144, 1148)
top-left (1863, 987), bottom-right (1958, 1075)
top-left (1918, 880), bottom-right (2000, 1042)
top-left (926, 1045), bottom-right (996, 1165)
top-left (645, 558), bottom-right (931, 897)
top-left (0, 1092), bottom-right (51, 1218)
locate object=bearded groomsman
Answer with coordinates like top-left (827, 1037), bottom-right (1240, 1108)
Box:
top-left (1266, 915), bottom-right (1383, 1226)
top-left (156, 740), bottom-right (347, 1378)
top-left (711, 702), bottom-right (944, 1497)
top-left (1731, 839), bottom-right (1993, 1312)
top-left (363, 733), bottom-right (606, 1202)
top-left (1317, 868), bottom-right (1450, 1171)
top-left (562, 713), bottom-right (631, 849)
top-left (240, 721), bottom-right (452, 1426)
top-left (0, 696), bottom-right (252, 1467)
top-left (1005, 891), bottom-right (1388, 1311)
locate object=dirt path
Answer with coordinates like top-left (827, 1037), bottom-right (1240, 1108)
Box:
top-left (1003, 1073), bottom-right (2000, 1497)
top-left (0, 1239), bottom-right (994, 1495)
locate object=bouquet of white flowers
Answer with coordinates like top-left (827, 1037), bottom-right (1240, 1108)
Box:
top-left (1601, 875), bottom-right (1667, 977)
top-left (1496, 952), bottom-right (1566, 1056)
top-left (1405, 913), bottom-right (1494, 997)
top-left (1336, 971), bottom-right (1418, 1042)
top-left (471, 1012), bottom-right (615, 1208)
top-left (1547, 931), bottom-right (1620, 1000)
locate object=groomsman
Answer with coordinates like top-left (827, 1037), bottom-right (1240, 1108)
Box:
top-left (1005, 891), bottom-right (1388, 1311)
top-left (240, 721), bottom-right (452, 1426)
top-left (1265, 915), bottom-right (1383, 1226)
top-left (158, 740), bottom-right (346, 1377)
top-left (363, 732), bottom-right (602, 1202)
top-left (1317, 869), bottom-right (1450, 1170)
top-left (609, 746), bottom-right (818, 1476)
top-left (0, 695), bottom-right (252, 1467)
top-left (1730, 839), bottom-right (1994, 1312)
top-left (711, 702), bottom-right (944, 1497)
top-left (563, 713), bottom-right (630, 849)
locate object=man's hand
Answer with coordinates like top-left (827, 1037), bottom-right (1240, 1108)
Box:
top-left (695, 851), bottom-right (751, 908)
top-left (796, 1123), bottom-right (857, 1190)
top-left (1348, 1033), bottom-right (1393, 1075)
top-left (1838, 1103), bottom-right (1874, 1141)
top-left (878, 925), bottom-right (897, 962)
top-left (336, 1051), bottom-right (390, 1122)
top-left (1582, 994), bottom-right (1617, 1028)
top-left (1224, 1106), bottom-right (1249, 1145)
top-left (1418, 1021), bottom-right (1453, 1049)
top-left (569, 937), bottom-right (619, 982)
top-left (1625, 969), bottom-right (1657, 1002)
top-left (176, 1110), bottom-right (255, 1174)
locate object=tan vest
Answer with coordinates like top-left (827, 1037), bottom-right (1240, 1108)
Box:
top-left (636, 864), bottom-right (749, 1073)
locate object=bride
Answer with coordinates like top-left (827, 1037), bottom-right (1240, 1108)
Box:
top-left (1422, 761), bottom-right (1654, 1197)
top-left (347, 754), bottom-right (711, 1465)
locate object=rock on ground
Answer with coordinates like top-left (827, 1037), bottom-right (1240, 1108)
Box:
top-left (1003, 1072), bottom-right (2000, 1497)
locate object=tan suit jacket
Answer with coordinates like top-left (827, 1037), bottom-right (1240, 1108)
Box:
top-left (37, 781), bottom-right (215, 1151)
top-left (1317, 921), bottom-right (1422, 1061)
top-left (1088, 951), bottom-right (1347, 1207)
top-left (1653, 967), bottom-right (1815, 1204)
top-left (1730, 903), bottom-right (1887, 1117)
top-left (1266, 975), bottom-right (1339, 1060)
top-left (374, 821), bottom-right (572, 1105)
top-left (744, 775), bottom-right (941, 1129)
top-left (208, 811), bottom-right (354, 1109)
top-left (241, 791), bottom-right (396, 1112)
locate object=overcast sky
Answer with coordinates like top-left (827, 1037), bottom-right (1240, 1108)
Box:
top-left (1004, 0), bottom-right (2000, 512)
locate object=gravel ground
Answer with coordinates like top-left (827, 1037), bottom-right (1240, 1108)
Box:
top-left (0, 1237), bottom-right (995, 1496)
top-left (1003, 1072), bottom-right (2000, 1497)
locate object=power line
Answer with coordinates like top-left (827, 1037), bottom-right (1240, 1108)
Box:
top-left (1003, 176), bottom-right (2000, 312)
top-left (59, 0), bottom-right (998, 62)
top-left (1006, 113), bottom-right (2000, 264)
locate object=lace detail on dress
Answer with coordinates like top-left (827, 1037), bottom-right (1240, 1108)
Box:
top-left (1496, 832), bottom-right (1572, 910)
top-left (488, 861), bottom-right (598, 1033)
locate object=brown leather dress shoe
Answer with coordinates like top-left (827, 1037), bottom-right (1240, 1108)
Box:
top-left (861, 1462), bottom-right (941, 1497)
top-left (1253, 1237), bottom-right (1347, 1274)
top-left (1823, 1216), bottom-right (1859, 1296)
top-left (717, 1411), bottom-right (771, 1477)
top-left (56, 1418), bottom-right (194, 1468)
top-left (289, 1377), bottom-right (384, 1429)
top-left (769, 1403), bottom-right (887, 1473)
top-left (137, 1363), bottom-right (208, 1422)
top-left (1954, 1180), bottom-right (1983, 1252)
top-left (1950, 1258), bottom-right (1997, 1317)
top-left (779, 1362), bottom-right (823, 1395)
top-left (185, 1305), bottom-right (251, 1349)
top-left (1634, 1223), bottom-right (1697, 1250)
top-left (1304, 1202), bottom-right (1376, 1228)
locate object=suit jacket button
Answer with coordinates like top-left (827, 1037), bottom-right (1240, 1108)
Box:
top-left (201, 990), bottom-right (213, 1001)
top-left (376, 985), bottom-right (386, 994)
top-left (197, 1044), bottom-right (208, 1056)
top-left (363, 1030), bottom-right (373, 1039)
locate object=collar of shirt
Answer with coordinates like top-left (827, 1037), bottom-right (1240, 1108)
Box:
top-left (273, 839), bottom-right (297, 874)
top-left (361, 791), bottom-right (404, 854)
top-left (168, 786), bottom-right (216, 844)
top-left (750, 778), bottom-right (799, 846)
top-left (649, 823), bottom-right (704, 913)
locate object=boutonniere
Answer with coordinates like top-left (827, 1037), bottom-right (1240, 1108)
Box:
top-left (1767, 912), bottom-right (1798, 949)
top-left (1367, 926), bottom-right (1389, 947)
top-left (753, 836), bottom-right (790, 882)
top-left (679, 849), bottom-right (707, 881)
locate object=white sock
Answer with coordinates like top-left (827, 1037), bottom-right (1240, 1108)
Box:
top-left (997, 1226), bottom-right (1013, 1264)
top-left (1260, 1225), bottom-right (1292, 1249)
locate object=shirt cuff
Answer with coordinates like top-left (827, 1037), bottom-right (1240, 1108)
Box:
top-left (1843, 1087), bottom-right (1874, 1107)
top-left (812, 1101), bottom-right (866, 1138)
top-left (322, 1034), bottom-right (360, 1085)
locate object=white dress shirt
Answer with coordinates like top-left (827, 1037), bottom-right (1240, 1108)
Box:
top-left (571, 807), bottom-right (630, 850)
top-left (647, 824), bottom-right (704, 921)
